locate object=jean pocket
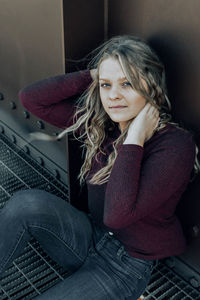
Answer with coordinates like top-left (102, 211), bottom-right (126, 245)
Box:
top-left (120, 255), bottom-right (143, 279)
top-left (121, 253), bottom-right (154, 279)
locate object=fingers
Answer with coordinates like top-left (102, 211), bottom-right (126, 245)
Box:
top-left (143, 102), bottom-right (160, 118)
top-left (142, 102), bottom-right (152, 112)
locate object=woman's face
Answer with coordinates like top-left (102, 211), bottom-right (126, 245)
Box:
top-left (99, 57), bottom-right (146, 131)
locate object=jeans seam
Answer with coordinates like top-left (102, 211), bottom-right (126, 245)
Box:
top-left (29, 224), bottom-right (84, 263)
top-left (0, 228), bottom-right (26, 272)
top-left (95, 233), bottom-right (108, 251)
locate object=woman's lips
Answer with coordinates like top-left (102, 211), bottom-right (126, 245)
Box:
top-left (109, 106), bottom-right (127, 109)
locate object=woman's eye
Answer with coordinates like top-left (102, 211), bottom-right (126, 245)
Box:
top-left (122, 81), bottom-right (132, 87)
top-left (100, 83), bottom-right (111, 88)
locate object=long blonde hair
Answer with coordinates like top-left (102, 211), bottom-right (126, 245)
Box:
top-left (32, 35), bottom-right (199, 185)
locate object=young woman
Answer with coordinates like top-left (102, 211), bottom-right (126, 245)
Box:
top-left (0, 35), bottom-right (197, 299)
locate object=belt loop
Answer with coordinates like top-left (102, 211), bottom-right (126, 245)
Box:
top-left (117, 245), bottom-right (125, 258)
top-left (96, 232), bottom-right (108, 251)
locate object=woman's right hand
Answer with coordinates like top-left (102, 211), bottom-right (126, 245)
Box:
top-left (123, 103), bottom-right (160, 146)
top-left (90, 69), bottom-right (97, 80)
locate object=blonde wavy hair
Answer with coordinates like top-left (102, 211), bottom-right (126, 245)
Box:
top-left (31, 35), bottom-right (199, 185)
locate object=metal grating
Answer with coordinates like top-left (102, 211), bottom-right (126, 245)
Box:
top-left (0, 132), bottom-right (200, 299)
top-left (0, 133), bottom-right (69, 299)
top-left (143, 262), bottom-right (200, 299)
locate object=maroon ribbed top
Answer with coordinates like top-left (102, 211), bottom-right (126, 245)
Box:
top-left (19, 70), bottom-right (195, 260)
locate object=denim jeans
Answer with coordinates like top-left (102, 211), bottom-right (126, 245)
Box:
top-left (0, 189), bottom-right (158, 299)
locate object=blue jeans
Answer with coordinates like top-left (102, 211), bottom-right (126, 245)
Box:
top-left (0, 189), bottom-right (158, 299)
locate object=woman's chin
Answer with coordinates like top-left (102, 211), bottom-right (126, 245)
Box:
top-left (109, 116), bottom-right (132, 125)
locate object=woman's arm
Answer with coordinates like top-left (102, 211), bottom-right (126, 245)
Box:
top-left (19, 70), bottom-right (92, 128)
top-left (103, 130), bottom-right (196, 229)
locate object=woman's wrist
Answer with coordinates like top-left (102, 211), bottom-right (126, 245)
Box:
top-left (123, 134), bottom-right (145, 147)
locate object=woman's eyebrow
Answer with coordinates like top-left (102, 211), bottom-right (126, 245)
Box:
top-left (99, 77), bottom-right (127, 81)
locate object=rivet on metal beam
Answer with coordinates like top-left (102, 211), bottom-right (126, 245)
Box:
top-left (37, 157), bottom-right (44, 166)
top-left (190, 277), bottom-right (200, 288)
top-left (24, 146), bottom-right (30, 154)
top-left (54, 169), bottom-right (60, 180)
top-left (10, 101), bottom-right (16, 109)
top-left (0, 125), bottom-right (4, 133)
top-left (46, 184), bottom-right (51, 191)
top-left (0, 92), bottom-right (4, 100)
top-left (36, 120), bottom-right (45, 129)
top-left (23, 111), bottom-right (30, 119)
top-left (11, 135), bottom-right (16, 144)
top-left (52, 132), bottom-right (60, 141)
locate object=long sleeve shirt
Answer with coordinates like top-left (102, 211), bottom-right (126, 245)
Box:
top-left (19, 70), bottom-right (196, 260)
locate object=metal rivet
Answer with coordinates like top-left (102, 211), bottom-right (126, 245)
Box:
top-left (37, 157), bottom-right (44, 166)
top-left (54, 169), bottom-right (60, 180)
top-left (24, 146), bottom-right (30, 154)
top-left (190, 277), bottom-right (200, 288)
top-left (46, 184), bottom-right (51, 191)
top-left (10, 101), bottom-right (16, 109)
top-left (11, 135), bottom-right (16, 144)
top-left (0, 92), bottom-right (4, 100)
top-left (52, 132), bottom-right (60, 141)
top-left (36, 120), bottom-right (45, 129)
top-left (0, 125), bottom-right (4, 133)
top-left (23, 111), bottom-right (30, 119)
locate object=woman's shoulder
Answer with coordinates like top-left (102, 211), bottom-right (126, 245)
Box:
top-left (149, 122), bottom-right (196, 153)
top-left (158, 122), bottom-right (194, 138)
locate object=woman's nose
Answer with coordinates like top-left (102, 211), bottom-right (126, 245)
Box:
top-left (109, 86), bottom-right (120, 100)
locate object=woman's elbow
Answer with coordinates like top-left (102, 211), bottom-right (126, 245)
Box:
top-left (19, 88), bottom-right (29, 108)
top-left (18, 87), bottom-right (36, 112)
top-left (103, 215), bottom-right (132, 229)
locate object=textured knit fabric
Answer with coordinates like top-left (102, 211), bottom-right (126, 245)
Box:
top-left (19, 70), bottom-right (196, 260)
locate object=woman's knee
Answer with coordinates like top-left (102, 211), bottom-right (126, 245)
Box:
top-left (5, 189), bottom-right (51, 218)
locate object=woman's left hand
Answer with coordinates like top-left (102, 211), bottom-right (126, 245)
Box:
top-left (123, 103), bottom-right (160, 146)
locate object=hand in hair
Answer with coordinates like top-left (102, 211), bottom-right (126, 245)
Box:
top-left (123, 103), bottom-right (160, 147)
top-left (90, 69), bottom-right (97, 80)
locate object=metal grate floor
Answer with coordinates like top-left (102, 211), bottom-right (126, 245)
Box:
top-left (0, 133), bottom-right (69, 299)
top-left (0, 132), bottom-right (200, 299)
top-left (143, 263), bottom-right (200, 300)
